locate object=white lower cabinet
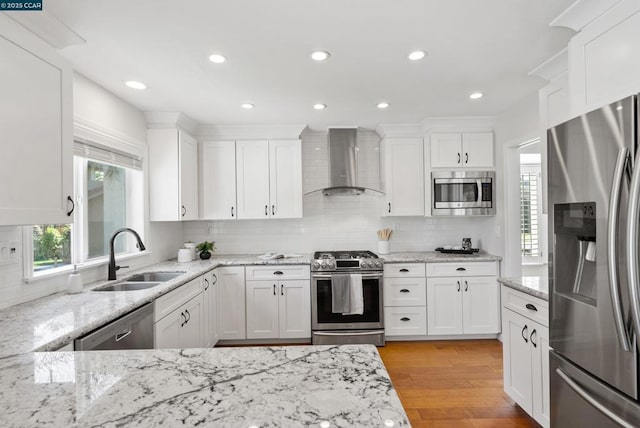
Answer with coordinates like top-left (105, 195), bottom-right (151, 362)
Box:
top-left (202, 270), bottom-right (219, 348)
top-left (383, 264), bottom-right (427, 337)
top-left (217, 266), bottom-right (246, 340)
top-left (384, 306), bottom-right (427, 336)
top-left (502, 286), bottom-right (550, 427)
top-left (246, 279), bottom-right (310, 340)
top-left (154, 291), bottom-right (204, 349)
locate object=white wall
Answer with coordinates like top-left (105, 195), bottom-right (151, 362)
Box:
top-left (0, 73), bottom-right (183, 309)
top-left (184, 129), bottom-right (501, 256)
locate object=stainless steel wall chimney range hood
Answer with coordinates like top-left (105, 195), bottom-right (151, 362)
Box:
top-left (322, 127), bottom-right (382, 196)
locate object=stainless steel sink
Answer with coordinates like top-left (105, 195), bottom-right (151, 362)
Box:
top-left (126, 272), bottom-right (185, 282)
top-left (93, 281), bottom-right (162, 292)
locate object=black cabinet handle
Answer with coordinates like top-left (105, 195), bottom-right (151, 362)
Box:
top-left (456, 267), bottom-right (466, 271)
top-left (272, 205), bottom-right (275, 216)
top-left (265, 205), bottom-right (268, 216)
top-left (399, 268), bottom-right (409, 273)
top-left (212, 273), bottom-right (217, 285)
top-left (399, 289), bottom-right (410, 293)
top-left (274, 271), bottom-right (284, 275)
top-left (400, 317), bottom-right (411, 322)
top-left (388, 202), bottom-right (391, 213)
top-left (184, 309), bottom-right (191, 323)
top-left (465, 153), bottom-right (469, 164)
top-left (464, 281), bottom-right (468, 292)
top-left (521, 325), bottom-right (529, 343)
top-left (281, 284), bottom-right (284, 296)
top-left (231, 206), bottom-right (234, 217)
top-left (525, 303), bottom-right (538, 311)
top-left (66, 196), bottom-right (75, 216)
top-left (457, 153), bottom-right (461, 164)
top-left (181, 205), bottom-right (186, 217)
top-left (204, 278), bottom-right (210, 291)
top-left (180, 312), bottom-right (186, 327)
top-left (457, 281), bottom-right (461, 292)
top-left (530, 329), bottom-right (537, 348)
top-left (273, 284), bottom-right (276, 295)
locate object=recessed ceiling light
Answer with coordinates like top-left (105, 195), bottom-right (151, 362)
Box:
top-left (242, 103), bottom-right (255, 109)
top-left (377, 102), bottom-right (390, 109)
top-left (313, 103), bottom-right (327, 110)
top-left (209, 54), bottom-right (226, 63)
top-left (469, 92), bottom-right (484, 100)
top-left (311, 51), bottom-right (330, 61)
top-left (408, 50), bottom-right (426, 61)
top-left (125, 80), bottom-right (146, 90)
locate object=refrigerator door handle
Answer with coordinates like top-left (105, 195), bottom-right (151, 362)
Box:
top-left (627, 149), bottom-right (640, 348)
top-left (609, 147), bottom-right (632, 351)
top-left (556, 367), bottom-right (635, 428)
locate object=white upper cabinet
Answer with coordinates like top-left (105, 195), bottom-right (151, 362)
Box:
top-left (148, 128), bottom-right (198, 221)
top-left (200, 141), bottom-right (237, 220)
top-left (0, 17), bottom-right (73, 225)
top-left (269, 140), bottom-right (303, 219)
top-left (382, 138), bottom-right (424, 216)
top-left (236, 140), bottom-right (271, 219)
top-left (430, 132), bottom-right (494, 168)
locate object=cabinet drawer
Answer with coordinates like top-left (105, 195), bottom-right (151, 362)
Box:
top-left (383, 277), bottom-right (426, 306)
top-left (384, 306), bottom-right (427, 336)
top-left (383, 263), bottom-right (426, 278)
top-left (245, 265), bottom-right (310, 281)
top-left (426, 261), bottom-right (497, 277)
top-left (154, 277), bottom-right (203, 323)
top-left (501, 286), bottom-right (548, 327)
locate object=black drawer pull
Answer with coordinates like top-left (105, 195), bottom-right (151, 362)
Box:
top-left (400, 317), bottom-right (411, 322)
top-left (456, 267), bottom-right (466, 271)
top-left (525, 303), bottom-right (538, 311)
top-left (274, 271), bottom-right (284, 275)
top-left (399, 268), bottom-right (409, 272)
top-left (399, 289), bottom-right (410, 293)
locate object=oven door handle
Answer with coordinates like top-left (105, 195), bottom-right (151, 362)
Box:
top-left (312, 331), bottom-right (384, 336)
top-left (312, 273), bottom-right (383, 279)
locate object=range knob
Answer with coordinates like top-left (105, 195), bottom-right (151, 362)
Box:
top-left (321, 262), bottom-right (328, 269)
top-left (328, 262), bottom-right (336, 269)
top-left (374, 261), bottom-right (382, 267)
top-left (363, 261), bottom-right (371, 268)
top-left (312, 262), bottom-right (321, 269)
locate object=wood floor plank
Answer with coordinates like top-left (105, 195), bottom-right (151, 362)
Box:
top-left (378, 340), bottom-right (539, 428)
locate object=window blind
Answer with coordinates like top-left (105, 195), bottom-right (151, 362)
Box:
top-left (73, 138), bottom-right (143, 170)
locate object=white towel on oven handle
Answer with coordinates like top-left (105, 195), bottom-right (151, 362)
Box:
top-left (343, 273), bottom-right (364, 315)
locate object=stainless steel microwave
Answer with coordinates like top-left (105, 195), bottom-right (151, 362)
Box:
top-left (431, 171), bottom-right (495, 216)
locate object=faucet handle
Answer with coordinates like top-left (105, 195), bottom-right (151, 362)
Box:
top-left (116, 265), bottom-right (130, 271)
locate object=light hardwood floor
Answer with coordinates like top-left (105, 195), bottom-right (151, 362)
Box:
top-left (378, 340), bottom-right (538, 428)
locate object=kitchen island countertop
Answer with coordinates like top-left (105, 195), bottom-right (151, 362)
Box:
top-left (0, 344), bottom-right (409, 427)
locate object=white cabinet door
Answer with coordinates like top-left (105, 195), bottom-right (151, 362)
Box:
top-left (200, 141), bottom-right (237, 220)
top-left (0, 18), bottom-right (73, 225)
top-left (211, 270), bottom-right (219, 346)
top-left (246, 280), bottom-right (279, 339)
top-left (269, 140), bottom-right (303, 219)
top-left (202, 273), bottom-right (219, 347)
top-left (502, 308), bottom-right (533, 414)
top-left (279, 280), bottom-right (311, 339)
top-left (154, 310), bottom-right (182, 349)
top-left (217, 266), bottom-right (246, 340)
top-left (236, 141), bottom-right (270, 219)
top-left (430, 133), bottom-right (462, 168)
top-left (532, 323), bottom-right (550, 428)
top-left (427, 278), bottom-right (463, 335)
top-left (179, 131), bottom-right (199, 220)
top-left (180, 294), bottom-right (204, 348)
top-left (383, 138), bottom-right (424, 216)
top-left (462, 276), bottom-right (500, 334)
top-left (462, 133), bottom-right (494, 168)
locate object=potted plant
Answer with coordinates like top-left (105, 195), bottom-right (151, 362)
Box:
top-left (196, 241), bottom-right (215, 260)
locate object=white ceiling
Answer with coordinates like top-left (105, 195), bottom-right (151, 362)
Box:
top-left (46, 0), bottom-right (575, 129)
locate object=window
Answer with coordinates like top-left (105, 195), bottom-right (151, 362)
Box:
top-left (28, 140), bottom-right (143, 278)
top-left (520, 153), bottom-right (543, 263)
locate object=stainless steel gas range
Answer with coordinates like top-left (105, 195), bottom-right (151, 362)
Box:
top-left (311, 250), bottom-right (385, 346)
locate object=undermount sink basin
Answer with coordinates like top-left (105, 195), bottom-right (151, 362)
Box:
top-left (126, 272), bottom-right (185, 282)
top-left (93, 281), bottom-right (162, 292)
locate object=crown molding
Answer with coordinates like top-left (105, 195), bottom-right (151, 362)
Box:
top-left (144, 112), bottom-right (199, 135)
top-left (74, 116), bottom-right (145, 157)
top-left (197, 124), bottom-right (307, 140)
top-left (528, 48), bottom-right (568, 82)
top-left (375, 123), bottom-right (423, 139)
top-left (5, 9), bottom-right (85, 49)
top-left (550, 0), bottom-right (622, 31)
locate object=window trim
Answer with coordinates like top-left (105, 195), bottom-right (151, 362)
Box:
top-left (520, 161), bottom-right (544, 264)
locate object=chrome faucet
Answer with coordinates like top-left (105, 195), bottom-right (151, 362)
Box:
top-left (108, 228), bottom-right (146, 280)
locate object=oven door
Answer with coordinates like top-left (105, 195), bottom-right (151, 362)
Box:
top-left (312, 273), bottom-right (384, 330)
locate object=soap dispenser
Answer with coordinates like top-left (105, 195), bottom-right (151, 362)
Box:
top-left (67, 265), bottom-right (83, 294)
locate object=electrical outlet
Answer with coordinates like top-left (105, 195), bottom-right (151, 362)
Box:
top-left (9, 241), bottom-right (19, 261)
top-left (392, 223), bottom-right (400, 232)
top-left (0, 242), bottom-right (8, 263)
top-left (208, 226), bottom-right (215, 236)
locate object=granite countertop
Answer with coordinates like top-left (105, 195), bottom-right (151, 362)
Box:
top-left (498, 275), bottom-right (549, 301)
top-left (381, 251), bottom-right (502, 263)
top-left (0, 345), bottom-right (409, 427)
top-left (0, 254), bottom-right (311, 358)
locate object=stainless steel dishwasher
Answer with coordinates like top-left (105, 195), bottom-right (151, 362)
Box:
top-left (75, 303), bottom-right (154, 350)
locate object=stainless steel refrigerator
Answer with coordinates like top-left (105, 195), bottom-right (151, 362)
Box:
top-left (548, 94), bottom-right (640, 427)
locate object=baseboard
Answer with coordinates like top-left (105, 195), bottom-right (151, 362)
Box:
top-left (385, 334), bottom-right (500, 341)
